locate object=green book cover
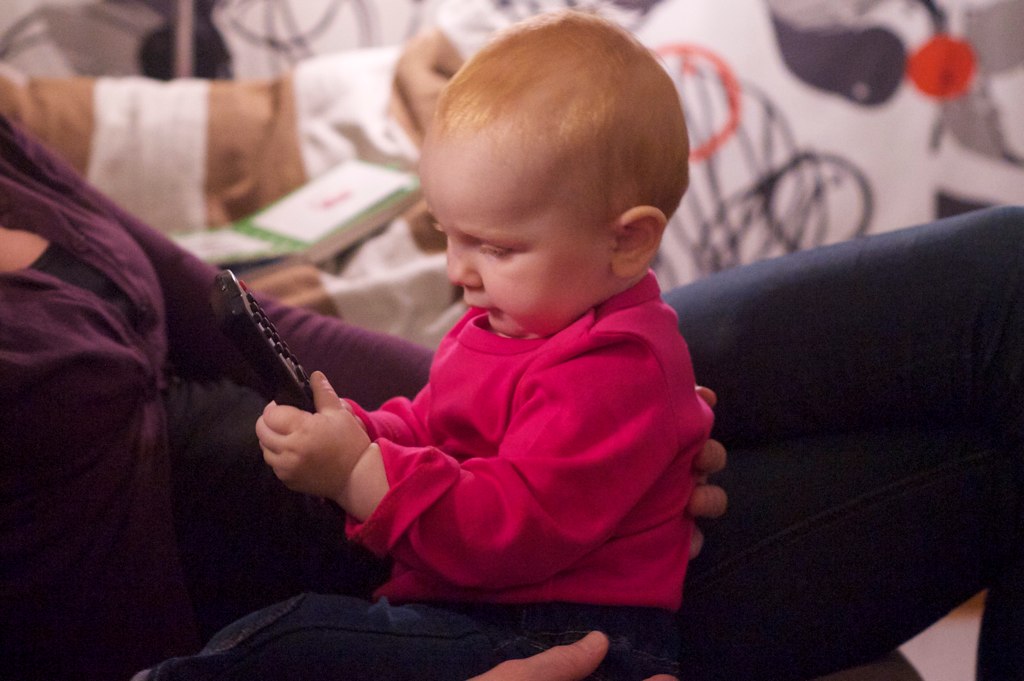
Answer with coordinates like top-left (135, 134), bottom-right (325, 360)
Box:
top-left (174, 158), bottom-right (420, 266)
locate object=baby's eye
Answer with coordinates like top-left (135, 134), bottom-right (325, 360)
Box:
top-left (480, 244), bottom-right (513, 258)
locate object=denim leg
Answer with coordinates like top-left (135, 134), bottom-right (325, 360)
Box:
top-left (664, 207), bottom-right (1024, 679)
top-left (144, 594), bottom-right (497, 681)
top-left (676, 426), bottom-right (1016, 680)
top-left (979, 544), bottom-right (1024, 680)
top-left (452, 602), bottom-right (681, 681)
top-left (668, 205), bottom-right (1024, 447)
top-left (139, 595), bottom-right (679, 681)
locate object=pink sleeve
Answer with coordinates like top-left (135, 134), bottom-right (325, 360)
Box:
top-left (348, 340), bottom-right (712, 588)
top-left (346, 382), bottom-right (434, 444)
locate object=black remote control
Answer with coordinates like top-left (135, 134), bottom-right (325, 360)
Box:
top-left (211, 269), bottom-right (314, 411)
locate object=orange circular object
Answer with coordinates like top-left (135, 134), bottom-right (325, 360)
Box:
top-left (657, 44), bottom-right (742, 162)
top-left (906, 34), bottom-right (977, 100)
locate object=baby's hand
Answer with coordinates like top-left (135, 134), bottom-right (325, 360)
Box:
top-left (256, 371), bottom-right (372, 502)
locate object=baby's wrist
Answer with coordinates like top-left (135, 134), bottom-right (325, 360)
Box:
top-left (336, 442), bottom-right (388, 520)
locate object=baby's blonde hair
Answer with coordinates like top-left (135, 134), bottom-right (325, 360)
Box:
top-left (433, 10), bottom-right (689, 221)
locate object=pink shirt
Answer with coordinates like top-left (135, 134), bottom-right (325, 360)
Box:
top-left (348, 272), bottom-right (713, 611)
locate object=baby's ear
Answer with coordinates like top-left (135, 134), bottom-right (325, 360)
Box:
top-left (610, 206), bottom-right (667, 279)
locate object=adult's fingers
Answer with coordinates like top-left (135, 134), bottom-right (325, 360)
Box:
top-left (468, 632), bottom-right (609, 681)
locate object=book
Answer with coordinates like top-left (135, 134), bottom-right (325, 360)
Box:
top-left (173, 158), bottom-right (421, 266)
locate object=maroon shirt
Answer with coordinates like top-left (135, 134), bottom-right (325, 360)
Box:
top-left (0, 117), bottom-right (431, 680)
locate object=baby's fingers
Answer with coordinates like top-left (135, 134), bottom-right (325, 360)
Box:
top-left (255, 410), bottom-right (295, 455)
top-left (259, 400), bottom-right (306, 434)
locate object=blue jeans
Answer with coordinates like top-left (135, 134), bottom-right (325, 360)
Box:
top-left (139, 595), bottom-right (679, 681)
top-left (667, 205), bottom-right (1024, 680)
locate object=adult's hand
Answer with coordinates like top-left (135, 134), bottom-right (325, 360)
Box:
top-left (689, 387), bottom-right (728, 557)
top-left (468, 632), bottom-right (677, 681)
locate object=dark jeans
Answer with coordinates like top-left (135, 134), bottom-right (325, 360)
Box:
top-left (164, 207), bottom-right (1023, 680)
top-left (140, 594), bottom-right (679, 681)
top-left (668, 205), bottom-right (1024, 680)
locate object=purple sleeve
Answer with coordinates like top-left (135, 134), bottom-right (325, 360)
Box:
top-left (72, 163), bottom-right (433, 408)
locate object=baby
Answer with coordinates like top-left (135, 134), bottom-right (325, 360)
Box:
top-left (255, 9), bottom-right (712, 679)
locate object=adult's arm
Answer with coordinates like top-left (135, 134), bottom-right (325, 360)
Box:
top-left (33, 135), bottom-right (434, 407)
